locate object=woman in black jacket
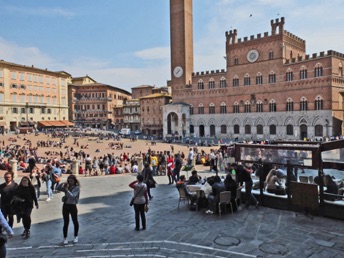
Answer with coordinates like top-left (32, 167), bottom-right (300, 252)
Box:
top-left (13, 176), bottom-right (39, 238)
top-left (142, 163), bottom-right (156, 200)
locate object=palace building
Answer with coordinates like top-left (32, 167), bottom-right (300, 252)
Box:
top-left (0, 60), bottom-right (70, 132)
top-left (164, 0), bottom-right (344, 141)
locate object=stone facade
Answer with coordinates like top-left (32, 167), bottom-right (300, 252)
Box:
top-left (0, 60), bottom-right (70, 131)
top-left (69, 82), bottom-right (131, 129)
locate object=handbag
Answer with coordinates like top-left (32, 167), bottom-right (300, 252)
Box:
top-left (129, 186), bottom-right (144, 206)
top-left (144, 204), bottom-right (149, 213)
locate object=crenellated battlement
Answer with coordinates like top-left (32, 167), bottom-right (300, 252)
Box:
top-left (283, 30), bottom-right (305, 44)
top-left (226, 17), bottom-right (305, 46)
top-left (284, 50), bottom-right (344, 64)
top-left (192, 69), bottom-right (226, 77)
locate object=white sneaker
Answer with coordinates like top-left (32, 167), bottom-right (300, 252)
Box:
top-left (73, 236), bottom-right (78, 243)
top-left (46, 198), bottom-right (51, 202)
top-left (63, 239), bottom-right (68, 245)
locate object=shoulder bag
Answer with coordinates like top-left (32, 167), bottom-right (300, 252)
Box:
top-left (130, 185), bottom-right (144, 206)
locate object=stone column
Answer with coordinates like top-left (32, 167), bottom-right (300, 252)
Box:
top-left (72, 159), bottom-right (79, 175)
top-left (9, 159), bottom-right (18, 179)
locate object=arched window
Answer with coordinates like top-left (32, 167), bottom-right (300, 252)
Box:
top-left (256, 72), bottom-right (263, 85)
top-left (286, 124), bottom-right (293, 135)
top-left (314, 63), bottom-right (323, 77)
top-left (269, 71), bottom-right (276, 83)
top-left (208, 78), bottom-right (215, 89)
top-left (220, 102), bottom-right (227, 114)
top-left (244, 73), bottom-right (251, 86)
top-left (314, 96), bottom-right (323, 110)
top-left (221, 124), bottom-right (227, 134)
top-left (220, 77), bottom-right (227, 88)
top-left (300, 97), bottom-right (308, 111)
top-left (198, 103), bottom-right (204, 114)
top-left (209, 103), bottom-right (215, 114)
top-left (286, 98), bottom-right (293, 112)
top-left (189, 105), bottom-right (194, 115)
top-left (190, 125), bottom-right (194, 134)
top-left (197, 79), bottom-right (204, 90)
top-left (286, 68), bottom-right (293, 81)
top-left (300, 66), bottom-right (308, 79)
top-left (234, 124), bottom-right (240, 134)
top-left (257, 125), bottom-right (263, 135)
top-left (269, 125), bottom-right (276, 135)
top-left (256, 100), bottom-right (263, 112)
top-left (233, 75), bottom-right (239, 87)
top-left (315, 125), bottom-right (323, 136)
top-left (244, 101), bottom-right (251, 113)
top-left (245, 125), bottom-right (251, 134)
top-left (269, 99), bottom-right (276, 112)
top-left (233, 102), bottom-right (239, 113)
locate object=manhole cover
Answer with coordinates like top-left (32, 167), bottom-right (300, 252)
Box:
top-left (259, 243), bottom-right (289, 255)
top-left (214, 236), bottom-right (240, 246)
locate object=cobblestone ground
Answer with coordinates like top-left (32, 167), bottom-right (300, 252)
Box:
top-left (5, 172), bottom-right (344, 258)
top-left (1, 133), bottom-right (344, 257)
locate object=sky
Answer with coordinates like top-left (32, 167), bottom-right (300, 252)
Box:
top-left (1, 0), bottom-right (344, 92)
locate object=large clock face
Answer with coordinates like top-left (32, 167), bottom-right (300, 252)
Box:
top-left (173, 66), bottom-right (183, 78)
top-left (247, 49), bottom-right (259, 63)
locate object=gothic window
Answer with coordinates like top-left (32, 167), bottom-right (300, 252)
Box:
top-left (287, 125), bottom-right (293, 135)
top-left (244, 101), bottom-right (251, 113)
top-left (198, 103), bottom-right (204, 114)
top-left (256, 73), bottom-right (263, 85)
top-left (256, 100), bottom-right (263, 112)
top-left (234, 124), bottom-right (240, 134)
top-left (257, 125), bottom-right (263, 135)
top-left (286, 68), bottom-right (293, 81)
top-left (314, 64), bottom-right (323, 77)
top-left (245, 125), bottom-right (251, 134)
top-left (300, 66), bottom-right (308, 80)
top-left (286, 98), bottom-right (294, 112)
top-left (269, 99), bottom-right (276, 112)
top-left (300, 97), bottom-right (308, 111)
top-left (339, 63), bottom-right (343, 77)
top-left (315, 125), bottom-right (323, 136)
top-left (244, 74), bottom-right (251, 86)
top-left (234, 57), bottom-right (239, 65)
top-left (269, 125), bottom-right (276, 135)
top-left (314, 96), bottom-right (323, 110)
top-left (220, 102), bottom-right (227, 114)
top-left (221, 125), bottom-right (227, 134)
top-left (197, 79), bottom-right (204, 90)
top-left (209, 103), bottom-right (215, 114)
top-left (219, 77), bottom-right (227, 88)
top-left (233, 102), bottom-right (239, 113)
top-left (208, 78), bottom-right (215, 89)
top-left (268, 71), bottom-right (276, 83)
top-left (233, 76), bottom-right (239, 87)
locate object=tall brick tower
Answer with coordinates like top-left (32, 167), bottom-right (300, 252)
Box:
top-left (170, 0), bottom-right (193, 90)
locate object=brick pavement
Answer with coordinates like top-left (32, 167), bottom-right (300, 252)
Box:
top-left (4, 171), bottom-right (344, 258)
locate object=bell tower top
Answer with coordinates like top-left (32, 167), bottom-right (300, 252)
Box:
top-left (170, 0), bottom-right (194, 90)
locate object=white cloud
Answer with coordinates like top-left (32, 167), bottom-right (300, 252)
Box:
top-left (134, 47), bottom-right (170, 61)
top-left (4, 6), bottom-right (75, 18)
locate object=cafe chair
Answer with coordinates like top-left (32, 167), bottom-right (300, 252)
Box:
top-left (235, 188), bottom-right (242, 209)
top-left (178, 187), bottom-right (190, 210)
top-left (299, 176), bottom-right (309, 183)
top-left (218, 191), bottom-right (233, 216)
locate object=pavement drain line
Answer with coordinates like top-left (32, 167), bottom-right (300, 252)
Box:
top-left (12, 240), bottom-right (257, 257)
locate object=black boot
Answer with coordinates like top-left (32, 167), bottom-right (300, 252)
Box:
top-left (21, 230), bottom-right (26, 237)
top-left (25, 229), bottom-right (30, 238)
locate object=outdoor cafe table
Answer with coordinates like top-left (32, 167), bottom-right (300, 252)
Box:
top-left (187, 184), bottom-right (203, 193)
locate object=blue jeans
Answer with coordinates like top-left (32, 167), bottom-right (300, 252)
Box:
top-left (35, 185), bottom-right (40, 199)
top-left (152, 166), bottom-right (158, 176)
top-left (46, 180), bottom-right (52, 198)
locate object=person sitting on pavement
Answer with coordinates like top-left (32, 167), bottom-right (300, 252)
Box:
top-left (188, 170), bottom-right (201, 185)
top-left (265, 169), bottom-right (286, 195)
top-left (206, 176), bottom-right (225, 214)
